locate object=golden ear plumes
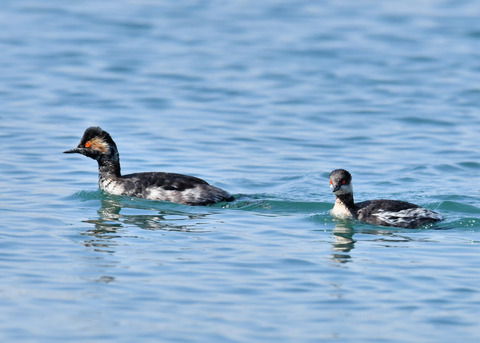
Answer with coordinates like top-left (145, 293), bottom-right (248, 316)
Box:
top-left (85, 137), bottom-right (110, 153)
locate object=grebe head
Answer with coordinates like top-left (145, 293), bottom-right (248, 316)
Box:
top-left (329, 169), bottom-right (353, 196)
top-left (64, 126), bottom-right (118, 161)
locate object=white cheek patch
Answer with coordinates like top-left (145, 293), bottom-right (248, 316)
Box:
top-left (333, 184), bottom-right (353, 195)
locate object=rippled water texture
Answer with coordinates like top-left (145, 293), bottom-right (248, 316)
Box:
top-left (1, 1), bottom-right (480, 342)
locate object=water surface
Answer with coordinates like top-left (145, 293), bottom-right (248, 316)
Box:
top-left (1, 1), bottom-right (480, 342)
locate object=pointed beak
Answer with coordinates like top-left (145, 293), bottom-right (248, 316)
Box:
top-left (332, 184), bottom-right (342, 193)
top-left (63, 148), bottom-right (83, 154)
top-left (330, 184), bottom-right (342, 193)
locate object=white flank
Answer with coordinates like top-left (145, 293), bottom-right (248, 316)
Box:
top-left (372, 208), bottom-right (442, 226)
top-left (146, 185), bottom-right (206, 203)
top-left (99, 179), bottom-right (126, 195)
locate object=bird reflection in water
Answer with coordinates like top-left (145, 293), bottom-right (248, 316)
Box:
top-left (331, 222), bottom-right (356, 263)
top-left (82, 197), bottom-right (213, 252)
top-left (330, 220), bottom-right (421, 264)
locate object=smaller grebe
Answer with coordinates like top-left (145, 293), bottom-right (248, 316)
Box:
top-left (329, 169), bottom-right (442, 228)
top-left (64, 127), bottom-right (234, 206)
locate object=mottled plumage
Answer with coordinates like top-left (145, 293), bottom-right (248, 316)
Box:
top-left (329, 169), bottom-right (442, 228)
top-left (65, 127), bottom-right (234, 206)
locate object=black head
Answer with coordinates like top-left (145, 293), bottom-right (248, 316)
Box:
top-left (329, 169), bottom-right (353, 195)
top-left (64, 126), bottom-right (118, 160)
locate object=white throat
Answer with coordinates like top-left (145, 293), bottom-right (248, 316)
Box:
top-left (331, 198), bottom-right (354, 219)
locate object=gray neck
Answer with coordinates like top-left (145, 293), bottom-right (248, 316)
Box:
top-left (97, 151), bottom-right (121, 178)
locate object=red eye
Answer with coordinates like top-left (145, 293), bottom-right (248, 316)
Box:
top-left (330, 179), bottom-right (332, 184)
top-left (85, 141), bottom-right (92, 148)
top-left (342, 180), bottom-right (346, 185)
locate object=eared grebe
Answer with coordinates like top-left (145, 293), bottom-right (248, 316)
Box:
top-left (64, 127), bottom-right (234, 206)
top-left (329, 169), bottom-right (442, 228)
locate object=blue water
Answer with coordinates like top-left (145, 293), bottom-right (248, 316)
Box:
top-left (1, 1), bottom-right (480, 342)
